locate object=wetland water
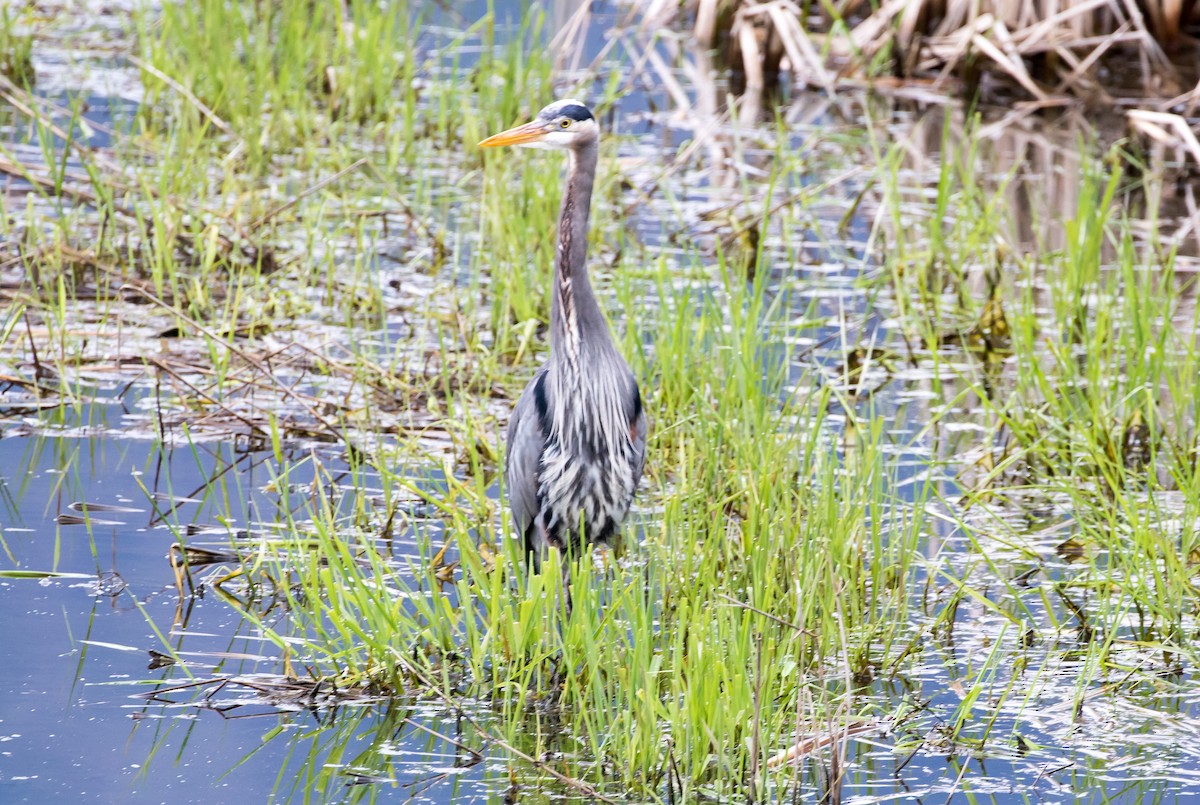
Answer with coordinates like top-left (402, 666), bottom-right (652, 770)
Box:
top-left (4, 1), bottom-right (1200, 803)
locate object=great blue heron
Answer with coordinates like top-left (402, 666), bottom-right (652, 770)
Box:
top-left (479, 99), bottom-right (647, 570)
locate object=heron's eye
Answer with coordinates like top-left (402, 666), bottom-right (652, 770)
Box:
top-left (560, 119), bottom-right (571, 129)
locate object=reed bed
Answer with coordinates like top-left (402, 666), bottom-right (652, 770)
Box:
top-left (647, 0), bottom-right (1200, 106)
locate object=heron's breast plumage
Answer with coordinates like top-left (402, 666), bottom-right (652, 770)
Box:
top-left (529, 360), bottom-right (642, 554)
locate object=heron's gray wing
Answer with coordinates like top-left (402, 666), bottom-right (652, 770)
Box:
top-left (505, 369), bottom-right (549, 542)
top-left (628, 379), bottom-right (647, 486)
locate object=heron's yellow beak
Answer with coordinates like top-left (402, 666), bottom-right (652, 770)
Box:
top-left (478, 120), bottom-right (548, 148)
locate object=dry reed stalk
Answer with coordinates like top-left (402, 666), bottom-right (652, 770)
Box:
top-left (127, 55), bottom-right (239, 141)
top-left (696, 0), bottom-right (720, 45)
top-left (841, 0), bottom-right (911, 65)
top-left (731, 20), bottom-right (767, 125)
top-left (760, 1), bottom-right (836, 93)
top-left (1128, 109), bottom-right (1200, 164)
top-left (766, 720), bottom-right (880, 768)
top-left (548, 1), bottom-right (593, 73)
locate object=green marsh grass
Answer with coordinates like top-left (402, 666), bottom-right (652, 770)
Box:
top-left (240, 266), bottom-right (926, 796)
top-left (0, 6), bottom-right (34, 86)
top-left (876, 113), bottom-right (1200, 743)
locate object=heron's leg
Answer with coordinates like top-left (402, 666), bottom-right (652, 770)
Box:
top-left (559, 550), bottom-right (573, 617)
top-left (526, 514), bottom-right (557, 570)
top-left (530, 513), bottom-right (573, 614)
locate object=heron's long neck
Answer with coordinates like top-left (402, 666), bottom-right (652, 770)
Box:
top-left (552, 141), bottom-right (610, 367)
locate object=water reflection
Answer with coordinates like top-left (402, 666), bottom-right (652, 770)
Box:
top-left (0, 426), bottom-right (496, 802)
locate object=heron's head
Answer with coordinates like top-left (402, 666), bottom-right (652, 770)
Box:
top-left (478, 99), bottom-right (597, 152)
